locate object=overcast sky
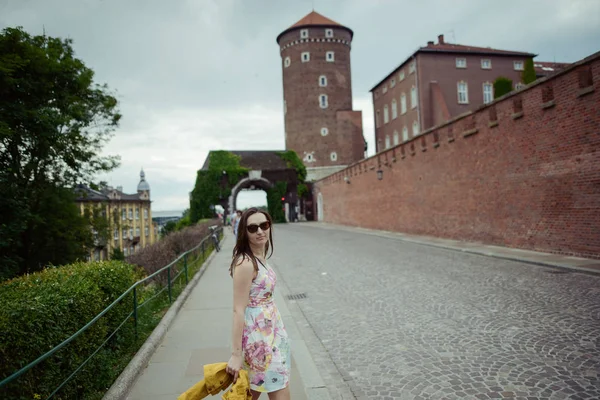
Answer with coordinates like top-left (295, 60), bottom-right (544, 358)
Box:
top-left (2, 0), bottom-right (599, 212)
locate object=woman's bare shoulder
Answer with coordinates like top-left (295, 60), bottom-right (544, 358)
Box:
top-left (232, 255), bottom-right (254, 274)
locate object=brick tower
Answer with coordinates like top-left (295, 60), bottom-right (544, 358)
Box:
top-left (277, 11), bottom-right (365, 182)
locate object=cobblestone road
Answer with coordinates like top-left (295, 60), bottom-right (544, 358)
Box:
top-left (270, 224), bottom-right (600, 400)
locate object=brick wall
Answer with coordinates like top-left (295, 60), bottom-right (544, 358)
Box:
top-left (314, 52), bottom-right (600, 259)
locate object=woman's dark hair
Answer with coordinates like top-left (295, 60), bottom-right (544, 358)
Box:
top-left (229, 207), bottom-right (274, 277)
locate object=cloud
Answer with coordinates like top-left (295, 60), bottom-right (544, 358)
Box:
top-left (1, 0), bottom-right (598, 211)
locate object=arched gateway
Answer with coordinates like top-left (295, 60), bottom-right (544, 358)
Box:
top-left (197, 150), bottom-right (314, 222)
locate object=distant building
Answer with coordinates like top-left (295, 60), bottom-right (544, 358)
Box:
top-left (75, 169), bottom-right (157, 261)
top-left (534, 61), bottom-right (570, 78)
top-left (152, 210), bottom-right (184, 232)
top-left (370, 34), bottom-right (565, 153)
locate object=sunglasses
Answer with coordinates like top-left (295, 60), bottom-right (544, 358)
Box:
top-left (247, 221), bottom-right (271, 234)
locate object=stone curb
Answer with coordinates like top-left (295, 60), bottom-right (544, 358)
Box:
top-left (103, 241), bottom-right (222, 400)
top-left (302, 222), bottom-right (600, 276)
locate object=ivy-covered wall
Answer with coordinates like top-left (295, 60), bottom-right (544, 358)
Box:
top-left (190, 151), bottom-right (249, 223)
top-left (190, 150), bottom-right (307, 224)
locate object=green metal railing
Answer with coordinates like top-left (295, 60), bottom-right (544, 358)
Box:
top-left (0, 226), bottom-right (223, 400)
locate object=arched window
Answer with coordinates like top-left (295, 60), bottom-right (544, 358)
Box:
top-left (391, 99), bottom-right (398, 119)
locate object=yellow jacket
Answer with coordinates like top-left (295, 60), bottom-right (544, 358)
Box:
top-left (178, 362), bottom-right (251, 400)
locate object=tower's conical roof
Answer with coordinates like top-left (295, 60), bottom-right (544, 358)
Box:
top-left (277, 11), bottom-right (353, 43)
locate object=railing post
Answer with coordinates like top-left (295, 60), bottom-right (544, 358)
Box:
top-left (167, 266), bottom-right (172, 303)
top-left (133, 286), bottom-right (138, 341)
top-left (202, 240), bottom-right (205, 259)
top-left (184, 253), bottom-right (188, 284)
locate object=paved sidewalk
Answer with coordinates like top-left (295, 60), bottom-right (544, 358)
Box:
top-left (308, 222), bottom-right (600, 275)
top-left (126, 232), bottom-right (311, 399)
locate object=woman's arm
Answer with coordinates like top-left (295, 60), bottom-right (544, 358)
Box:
top-left (226, 258), bottom-right (253, 382)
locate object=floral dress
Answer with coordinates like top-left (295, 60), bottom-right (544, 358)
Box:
top-left (242, 259), bottom-right (291, 392)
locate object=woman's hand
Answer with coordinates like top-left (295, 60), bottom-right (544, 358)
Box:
top-left (226, 354), bottom-right (243, 383)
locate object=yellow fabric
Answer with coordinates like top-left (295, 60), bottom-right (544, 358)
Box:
top-left (178, 362), bottom-right (252, 400)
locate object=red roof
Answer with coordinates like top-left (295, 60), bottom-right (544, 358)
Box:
top-left (370, 37), bottom-right (537, 91)
top-left (277, 11), bottom-right (352, 43)
top-left (420, 42), bottom-right (535, 57)
top-left (288, 11), bottom-right (343, 29)
top-left (534, 61), bottom-right (570, 76)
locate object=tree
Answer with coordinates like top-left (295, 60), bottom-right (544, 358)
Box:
top-left (522, 58), bottom-right (537, 85)
top-left (0, 27), bottom-right (121, 278)
top-left (493, 77), bottom-right (513, 99)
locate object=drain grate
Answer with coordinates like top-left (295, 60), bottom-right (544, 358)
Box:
top-left (286, 293), bottom-right (307, 300)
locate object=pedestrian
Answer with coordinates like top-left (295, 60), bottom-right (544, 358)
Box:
top-left (231, 211), bottom-right (238, 231)
top-left (233, 210), bottom-right (242, 239)
top-left (226, 208), bottom-right (291, 399)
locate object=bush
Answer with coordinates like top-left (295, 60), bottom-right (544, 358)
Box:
top-left (522, 58), bottom-right (537, 84)
top-left (126, 218), bottom-right (221, 284)
top-left (0, 260), bottom-right (144, 400)
top-left (493, 76), bottom-right (513, 99)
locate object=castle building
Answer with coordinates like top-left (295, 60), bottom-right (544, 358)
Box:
top-left (370, 35), bottom-right (568, 153)
top-left (75, 169), bottom-right (157, 261)
top-left (277, 11), bottom-right (366, 182)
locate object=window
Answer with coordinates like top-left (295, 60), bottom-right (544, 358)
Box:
top-left (300, 29), bottom-right (309, 39)
top-left (319, 75), bottom-right (327, 87)
top-left (128, 209), bottom-right (133, 219)
top-left (411, 86), bottom-right (417, 109)
top-left (305, 153), bottom-right (315, 162)
top-left (399, 70), bottom-right (405, 81)
top-left (130, 246), bottom-right (134, 255)
top-left (284, 57), bottom-right (291, 68)
top-left (325, 28), bottom-right (333, 38)
top-left (391, 99), bottom-right (398, 119)
top-left (122, 229), bottom-right (127, 239)
top-left (456, 58), bottom-right (467, 68)
top-left (319, 94), bottom-right (328, 108)
top-left (385, 135), bottom-right (391, 149)
top-left (302, 52), bottom-right (310, 62)
top-left (376, 110), bottom-right (381, 128)
top-left (321, 127), bottom-right (329, 136)
top-left (514, 60), bottom-right (524, 71)
top-left (481, 59), bottom-right (491, 69)
top-left (483, 82), bottom-right (493, 104)
top-left (409, 61), bottom-right (416, 73)
top-left (129, 228), bottom-right (133, 238)
top-left (284, 100), bottom-right (287, 115)
top-left (457, 81), bottom-right (469, 104)
top-left (135, 227), bottom-right (140, 237)
top-left (113, 229), bottom-right (119, 240)
top-left (145, 226), bottom-right (149, 237)
top-left (144, 208), bottom-right (148, 219)
top-left (135, 208), bottom-right (139, 220)
top-left (122, 209), bottom-right (126, 220)
top-left (393, 131), bottom-right (399, 145)
top-left (124, 248), bottom-right (128, 256)
top-left (326, 51), bottom-right (335, 62)
top-left (401, 93), bottom-right (407, 114)
top-left (383, 105), bottom-right (389, 124)
top-left (382, 85), bottom-right (388, 94)
top-left (412, 121), bottom-right (420, 136)
top-left (402, 126), bottom-right (409, 141)
top-left (515, 82), bottom-right (526, 90)
top-left (330, 152), bottom-right (337, 161)
top-left (390, 78), bottom-right (396, 88)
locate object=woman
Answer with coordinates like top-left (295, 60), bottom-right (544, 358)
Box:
top-left (226, 208), bottom-right (291, 399)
